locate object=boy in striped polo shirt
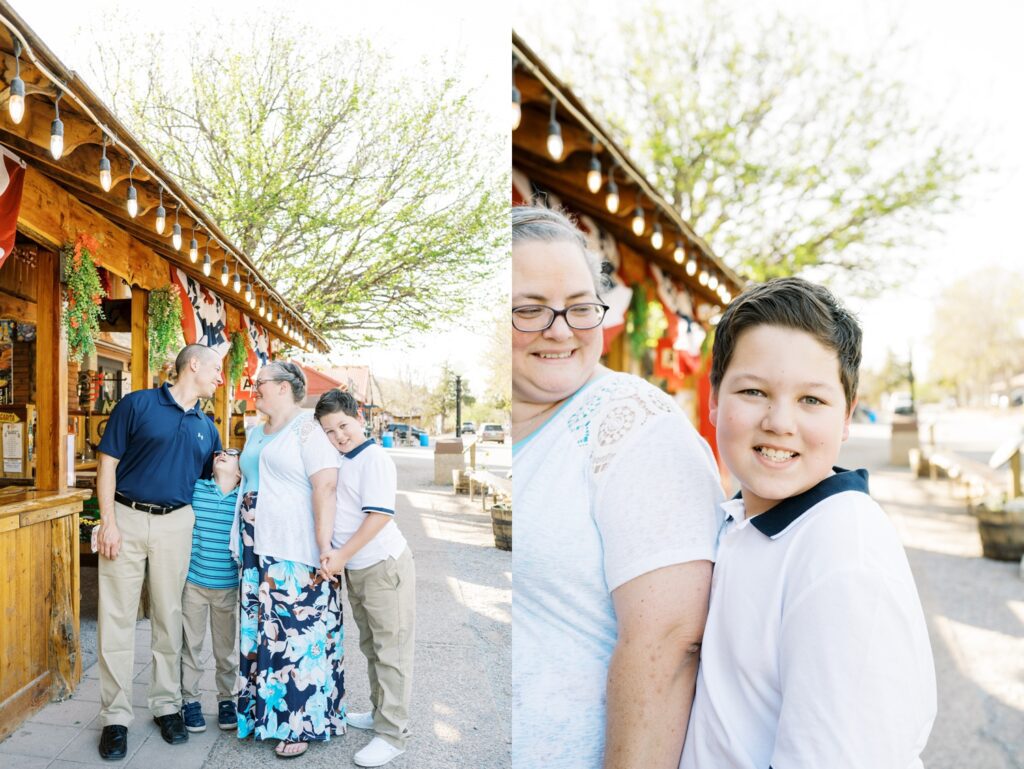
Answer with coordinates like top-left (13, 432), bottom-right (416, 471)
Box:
top-left (179, 447), bottom-right (242, 733)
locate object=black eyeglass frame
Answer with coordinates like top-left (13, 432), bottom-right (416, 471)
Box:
top-left (215, 449), bottom-right (241, 457)
top-left (511, 302), bottom-right (611, 332)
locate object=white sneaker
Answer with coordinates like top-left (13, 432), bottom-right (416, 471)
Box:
top-left (346, 711), bottom-right (374, 730)
top-left (353, 736), bottom-right (405, 767)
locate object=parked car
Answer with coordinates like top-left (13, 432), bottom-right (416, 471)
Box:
top-left (386, 423), bottom-right (411, 442)
top-left (461, 421), bottom-right (476, 434)
top-left (480, 423), bottom-right (505, 443)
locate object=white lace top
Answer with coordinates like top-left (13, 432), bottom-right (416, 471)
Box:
top-left (512, 371), bottom-right (725, 769)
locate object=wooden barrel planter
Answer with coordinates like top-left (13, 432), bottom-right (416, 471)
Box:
top-left (971, 499), bottom-right (1024, 561)
top-left (490, 502), bottom-right (511, 551)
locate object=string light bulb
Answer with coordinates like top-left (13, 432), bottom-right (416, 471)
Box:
top-left (202, 242), bottom-right (211, 276)
top-left (172, 208), bottom-right (182, 250)
top-left (155, 189), bottom-right (166, 235)
top-left (245, 277), bottom-right (253, 303)
top-left (220, 255), bottom-right (229, 286)
top-left (699, 269), bottom-right (709, 286)
top-left (126, 160), bottom-right (138, 218)
top-left (50, 93), bottom-right (64, 160)
top-left (587, 145), bottom-right (602, 194)
top-left (512, 83), bottom-right (521, 131)
top-left (258, 296), bottom-right (266, 318)
top-left (266, 306), bottom-right (274, 323)
top-left (631, 205), bottom-right (645, 237)
top-left (546, 99), bottom-right (563, 161)
top-left (674, 241), bottom-right (685, 264)
top-left (98, 135), bottom-right (112, 191)
top-left (686, 259), bottom-right (697, 276)
top-left (651, 222), bottom-right (664, 250)
top-left (8, 40), bottom-right (25, 124)
top-left (232, 261), bottom-right (242, 293)
top-left (605, 166), bottom-right (619, 214)
top-left (708, 273), bottom-right (719, 291)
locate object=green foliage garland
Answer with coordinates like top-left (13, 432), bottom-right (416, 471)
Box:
top-left (627, 285), bottom-right (649, 362)
top-left (228, 330), bottom-right (248, 386)
top-left (148, 285), bottom-right (183, 371)
top-left (61, 233), bottom-right (106, 363)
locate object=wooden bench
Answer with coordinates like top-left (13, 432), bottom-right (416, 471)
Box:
top-left (919, 438), bottom-right (1021, 501)
top-left (467, 469), bottom-right (512, 512)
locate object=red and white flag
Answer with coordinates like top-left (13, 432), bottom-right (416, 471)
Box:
top-left (0, 148), bottom-right (26, 271)
top-left (169, 266), bottom-right (230, 358)
top-left (241, 314), bottom-right (270, 385)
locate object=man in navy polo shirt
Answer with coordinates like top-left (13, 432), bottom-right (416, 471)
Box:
top-left (94, 344), bottom-right (224, 761)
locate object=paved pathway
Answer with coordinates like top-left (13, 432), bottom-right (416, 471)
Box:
top-left (0, 444), bottom-right (511, 769)
top-left (840, 424), bottom-right (1024, 768)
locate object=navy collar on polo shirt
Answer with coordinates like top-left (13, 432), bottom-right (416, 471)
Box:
top-left (747, 468), bottom-right (870, 540)
top-left (343, 439), bottom-right (374, 458)
top-left (157, 381), bottom-right (203, 415)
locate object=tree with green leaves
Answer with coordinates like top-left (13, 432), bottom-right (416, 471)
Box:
top-left (521, 2), bottom-right (979, 294)
top-left (484, 311), bottom-right (512, 413)
top-left (87, 16), bottom-right (506, 344)
top-left (429, 361), bottom-right (475, 432)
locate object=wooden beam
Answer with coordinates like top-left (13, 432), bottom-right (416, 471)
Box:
top-left (131, 288), bottom-right (149, 392)
top-left (48, 512), bottom-right (81, 697)
top-left (34, 248), bottom-right (67, 491)
top-left (0, 293), bottom-right (35, 323)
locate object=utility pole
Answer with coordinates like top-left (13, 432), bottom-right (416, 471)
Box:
top-left (455, 375), bottom-right (463, 437)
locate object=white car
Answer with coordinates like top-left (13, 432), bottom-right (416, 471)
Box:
top-left (480, 423), bottom-right (505, 443)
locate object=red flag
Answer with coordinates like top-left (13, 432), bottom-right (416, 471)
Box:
top-left (0, 148), bottom-right (26, 271)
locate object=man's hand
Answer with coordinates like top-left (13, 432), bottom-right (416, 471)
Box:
top-left (319, 549), bottom-right (345, 582)
top-left (97, 519), bottom-right (122, 560)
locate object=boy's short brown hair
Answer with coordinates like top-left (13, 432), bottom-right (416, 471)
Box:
top-left (710, 277), bottom-right (862, 410)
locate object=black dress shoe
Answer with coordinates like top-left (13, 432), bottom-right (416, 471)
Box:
top-left (98, 724), bottom-right (128, 760)
top-left (153, 712), bottom-right (189, 744)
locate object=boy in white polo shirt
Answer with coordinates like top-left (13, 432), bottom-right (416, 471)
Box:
top-left (315, 389), bottom-right (415, 769)
top-left (681, 277), bottom-right (936, 769)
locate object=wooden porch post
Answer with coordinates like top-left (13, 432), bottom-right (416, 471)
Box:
top-left (213, 380), bottom-right (230, 447)
top-left (131, 287), bottom-right (149, 392)
top-left (34, 248), bottom-right (68, 492)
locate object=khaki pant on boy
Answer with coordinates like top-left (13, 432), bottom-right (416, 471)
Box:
top-left (345, 547), bottom-right (416, 749)
top-left (98, 502), bottom-right (194, 726)
top-left (180, 582), bottom-right (239, 702)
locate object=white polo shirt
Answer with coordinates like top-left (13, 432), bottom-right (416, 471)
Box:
top-left (333, 439), bottom-right (407, 571)
top-left (681, 469), bottom-right (936, 769)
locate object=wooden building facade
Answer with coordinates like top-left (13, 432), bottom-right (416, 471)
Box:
top-left (0, 3), bottom-right (326, 737)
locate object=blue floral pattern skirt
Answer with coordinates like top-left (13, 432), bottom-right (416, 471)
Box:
top-left (237, 491), bottom-right (346, 741)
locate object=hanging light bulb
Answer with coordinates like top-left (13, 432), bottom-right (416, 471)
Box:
top-left (259, 296), bottom-right (266, 317)
top-left (98, 136), bottom-right (112, 191)
top-left (221, 255), bottom-right (230, 286)
top-left (50, 93), bottom-right (64, 160)
top-left (8, 40), bottom-right (25, 125)
top-left (277, 315), bottom-right (283, 329)
top-left (586, 146), bottom-right (602, 194)
top-left (266, 306), bottom-right (274, 323)
top-left (172, 207), bottom-right (182, 250)
top-left (202, 242), bottom-right (211, 276)
top-left (674, 241), bottom-right (685, 264)
top-left (126, 160), bottom-right (138, 217)
top-left (651, 222), bottom-right (664, 250)
top-left (686, 259), bottom-right (697, 277)
top-left (190, 227), bottom-right (199, 263)
top-left (708, 273), bottom-right (719, 291)
top-left (155, 188), bottom-right (166, 234)
top-left (232, 262), bottom-right (241, 293)
top-left (605, 166), bottom-right (619, 214)
top-left (631, 205), bottom-right (645, 237)
top-left (699, 269), bottom-right (709, 286)
top-left (245, 277), bottom-right (253, 303)
top-left (512, 83), bottom-right (521, 131)
top-left (546, 99), bottom-right (563, 161)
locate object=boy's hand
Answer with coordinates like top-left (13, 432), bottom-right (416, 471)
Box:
top-left (318, 549), bottom-right (346, 582)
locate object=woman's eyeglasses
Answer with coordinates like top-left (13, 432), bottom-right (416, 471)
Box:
top-left (512, 303), bottom-right (610, 332)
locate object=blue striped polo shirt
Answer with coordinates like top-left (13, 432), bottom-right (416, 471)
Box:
top-left (188, 479), bottom-right (240, 589)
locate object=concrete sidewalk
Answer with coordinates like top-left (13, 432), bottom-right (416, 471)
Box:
top-left (840, 424), bottom-right (1024, 769)
top-left (0, 445), bottom-right (511, 769)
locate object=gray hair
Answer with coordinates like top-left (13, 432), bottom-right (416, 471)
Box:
top-left (261, 360), bottom-right (307, 403)
top-left (511, 205), bottom-right (603, 295)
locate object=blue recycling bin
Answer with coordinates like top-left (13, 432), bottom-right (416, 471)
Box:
top-left (382, 432), bottom-right (394, 448)
top-left (419, 433), bottom-right (429, 447)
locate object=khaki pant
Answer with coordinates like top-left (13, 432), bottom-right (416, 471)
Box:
top-left (180, 582), bottom-right (239, 702)
top-left (98, 501), bottom-right (195, 726)
top-left (346, 547), bottom-right (416, 749)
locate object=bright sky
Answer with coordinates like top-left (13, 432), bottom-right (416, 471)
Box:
top-left (514, 0), bottom-right (1024, 379)
top-left (13, 0), bottom-right (509, 390)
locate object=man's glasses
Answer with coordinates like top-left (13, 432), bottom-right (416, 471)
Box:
top-left (215, 449), bottom-right (241, 457)
top-left (512, 303), bottom-right (610, 332)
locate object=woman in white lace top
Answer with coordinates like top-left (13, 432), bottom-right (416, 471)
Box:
top-left (511, 204), bottom-right (725, 769)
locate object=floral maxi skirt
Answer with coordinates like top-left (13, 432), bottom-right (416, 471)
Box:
top-left (237, 491), bottom-right (346, 741)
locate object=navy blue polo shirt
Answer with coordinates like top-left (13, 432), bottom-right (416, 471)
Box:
top-left (97, 383), bottom-right (222, 508)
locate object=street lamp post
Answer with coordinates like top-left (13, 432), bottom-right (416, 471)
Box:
top-left (455, 375), bottom-right (463, 437)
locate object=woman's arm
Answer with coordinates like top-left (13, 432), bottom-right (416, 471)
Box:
top-left (603, 560), bottom-right (712, 769)
top-left (308, 467), bottom-right (337, 580)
